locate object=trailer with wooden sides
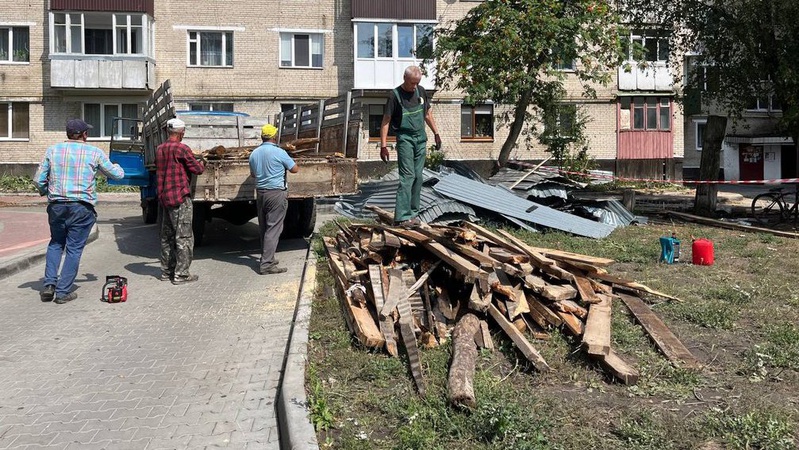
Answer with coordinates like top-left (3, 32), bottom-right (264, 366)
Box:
top-left (109, 80), bottom-right (361, 243)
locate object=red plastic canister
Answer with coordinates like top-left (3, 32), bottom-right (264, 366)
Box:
top-left (692, 239), bottom-right (714, 266)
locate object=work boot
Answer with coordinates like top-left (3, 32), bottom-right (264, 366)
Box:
top-left (40, 285), bottom-right (55, 302)
top-left (395, 217), bottom-right (422, 229)
top-left (260, 265), bottom-right (288, 275)
top-left (172, 274), bottom-right (199, 285)
top-left (159, 272), bottom-right (173, 281)
top-left (54, 291), bottom-right (78, 304)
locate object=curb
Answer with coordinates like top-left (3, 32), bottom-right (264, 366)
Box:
top-left (0, 224), bottom-right (99, 281)
top-left (277, 243), bottom-right (320, 450)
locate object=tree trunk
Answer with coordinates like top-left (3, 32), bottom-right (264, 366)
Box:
top-left (496, 88), bottom-right (534, 170)
top-left (694, 115), bottom-right (727, 216)
top-left (447, 313), bottom-right (480, 409)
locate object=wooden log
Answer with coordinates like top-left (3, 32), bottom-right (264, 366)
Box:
top-left (397, 294), bottom-right (426, 396)
top-left (487, 304), bottom-right (550, 372)
top-left (597, 350), bottom-right (639, 385)
top-left (369, 264), bottom-right (398, 357)
top-left (448, 313), bottom-right (480, 409)
top-left (617, 292), bottom-right (702, 370)
top-left (582, 295), bottom-right (612, 356)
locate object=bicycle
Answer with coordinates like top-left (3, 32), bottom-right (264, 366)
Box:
top-left (751, 185), bottom-right (799, 226)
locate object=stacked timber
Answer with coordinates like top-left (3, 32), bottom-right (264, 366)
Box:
top-left (195, 138), bottom-right (326, 161)
top-left (323, 206), bottom-right (701, 407)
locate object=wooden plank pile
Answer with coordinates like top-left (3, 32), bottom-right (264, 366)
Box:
top-left (196, 138), bottom-right (335, 161)
top-left (323, 207), bottom-right (700, 408)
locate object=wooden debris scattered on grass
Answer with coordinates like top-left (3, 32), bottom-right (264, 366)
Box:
top-left (321, 211), bottom-right (697, 401)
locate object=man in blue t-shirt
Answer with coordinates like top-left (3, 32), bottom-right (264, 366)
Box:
top-left (248, 124), bottom-right (298, 274)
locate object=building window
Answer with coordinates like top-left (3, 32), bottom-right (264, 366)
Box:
top-left (695, 120), bottom-right (706, 151)
top-left (189, 102), bottom-right (234, 112)
top-left (624, 29), bottom-right (669, 62)
top-left (746, 95), bottom-right (781, 112)
top-left (367, 104), bottom-right (395, 140)
top-left (0, 26), bottom-right (30, 62)
top-left (84, 103), bottom-right (140, 138)
top-left (355, 22), bottom-right (434, 60)
top-left (188, 31), bottom-right (233, 67)
top-left (280, 33), bottom-right (322, 68)
top-left (461, 104), bottom-right (494, 140)
top-left (623, 97), bottom-right (671, 131)
top-left (52, 12), bottom-right (151, 56)
top-left (0, 102), bottom-right (29, 140)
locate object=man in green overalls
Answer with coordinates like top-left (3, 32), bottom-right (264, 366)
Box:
top-left (380, 65), bottom-right (442, 227)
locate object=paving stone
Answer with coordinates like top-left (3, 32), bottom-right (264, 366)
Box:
top-left (0, 207), bottom-right (301, 448)
top-left (49, 430), bottom-right (98, 445)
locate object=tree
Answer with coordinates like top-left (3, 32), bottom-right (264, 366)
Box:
top-left (429, 0), bottom-right (624, 169)
top-left (621, 0), bottom-right (799, 209)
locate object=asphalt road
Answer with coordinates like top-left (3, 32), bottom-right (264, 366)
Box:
top-left (0, 205), bottom-right (309, 449)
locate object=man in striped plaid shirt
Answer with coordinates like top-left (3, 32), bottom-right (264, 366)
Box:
top-left (34, 119), bottom-right (125, 304)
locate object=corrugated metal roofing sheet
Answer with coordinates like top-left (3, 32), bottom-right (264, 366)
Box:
top-left (432, 173), bottom-right (615, 238)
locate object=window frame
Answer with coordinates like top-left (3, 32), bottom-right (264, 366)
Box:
top-left (50, 12), bottom-right (152, 57)
top-left (0, 26), bottom-right (30, 63)
top-left (694, 119), bottom-right (706, 152)
top-left (188, 102), bottom-right (234, 112)
top-left (279, 32), bottom-right (323, 69)
top-left (187, 30), bottom-right (234, 68)
top-left (460, 103), bottom-right (494, 141)
top-left (366, 103), bottom-right (395, 142)
top-left (354, 22), bottom-right (435, 61)
top-left (625, 96), bottom-right (671, 131)
top-left (625, 29), bottom-right (670, 63)
top-left (83, 102), bottom-right (141, 139)
top-left (0, 102), bottom-right (30, 140)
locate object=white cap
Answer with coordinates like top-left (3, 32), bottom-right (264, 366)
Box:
top-left (167, 118), bottom-right (185, 130)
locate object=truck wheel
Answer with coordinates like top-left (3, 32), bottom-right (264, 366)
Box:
top-left (282, 198), bottom-right (316, 238)
top-left (297, 198), bottom-right (317, 237)
top-left (193, 204), bottom-right (208, 246)
top-left (142, 198), bottom-right (158, 224)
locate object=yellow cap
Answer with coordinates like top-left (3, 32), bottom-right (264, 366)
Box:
top-left (261, 124), bottom-right (278, 138)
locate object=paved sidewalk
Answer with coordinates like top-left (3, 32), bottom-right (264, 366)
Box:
top-left (0, 203), bottom-right (309, 449)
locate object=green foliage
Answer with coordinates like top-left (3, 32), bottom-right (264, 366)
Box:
top-left (706, 409), bottom-right (796, 450)
top-left (0, 175), bottom-right (36, 192)
top-left (307, 364), bottom-right (335, 432)
top-left (614, 411), bottom-right (679, 450)
top-left (748, 324), bottom-right (799, 371)
top-left (431, 0), bottom-right (624, 166)
top-left (666, 299), bottom-right (738, 330)
top-left (425, 145), bottom-right (446, 171)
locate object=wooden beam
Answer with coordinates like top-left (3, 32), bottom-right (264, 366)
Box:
top-left (618, 292), bottom-right (703, 370)
top-left (381, 268), bottom-right (405, 319)
top-left (369, 264), bottom-right (398, 357)
top-left (597, 350), bottom-right (639, 385)
top-left (589, 271), bottom-right (682, 302)
top-left (488, 304), bottom-right (550, 372)
top-left (476, 320), bottom-right (494, 350)
top-left (574, 275), bottom-right (601, 304)
top-left (582, 295), bottom-right (612, 356)
top-left (669, 211), bottom-right (799, 239)
top-left (557, 311), bottom-right (585, 336)
top-left (541, 284), bottom-right (578, 301)
top-left (528, 297), bottom-right (563, 327)
top-left (525, 247), bottom-right (615, 267)
top-left (397, 293), bottom-right (426, 396)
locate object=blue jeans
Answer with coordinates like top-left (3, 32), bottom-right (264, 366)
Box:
top-left (44, 202), bottom-right (97, 298)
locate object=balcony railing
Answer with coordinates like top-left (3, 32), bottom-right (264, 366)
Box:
top-left (50, 54), bottom-right (155, 90)
top-left (618, 64), bottom-right (673, 92)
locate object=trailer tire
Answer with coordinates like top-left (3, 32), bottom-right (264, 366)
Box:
top-left (297, 198), bottom-right (317, 238)
top-left (142, 198), bottom-right (158, 224)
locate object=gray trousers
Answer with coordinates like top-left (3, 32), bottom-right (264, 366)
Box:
top-left (256, 189), bottom-right (288, 271)
top-left (160, 198), bottom-right (194, 278)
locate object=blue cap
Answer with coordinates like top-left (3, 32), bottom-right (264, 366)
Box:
top-left (66, 119), bottom-right (93, 135)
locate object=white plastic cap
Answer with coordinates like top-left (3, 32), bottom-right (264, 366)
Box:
top-left (167, 118), bottom-right (185, 130)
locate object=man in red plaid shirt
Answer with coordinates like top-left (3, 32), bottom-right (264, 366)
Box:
top-left (156, 118), bottom-right (205, 285)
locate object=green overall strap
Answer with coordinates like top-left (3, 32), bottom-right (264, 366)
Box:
top-left (393, 87), bottom-right (426, 135)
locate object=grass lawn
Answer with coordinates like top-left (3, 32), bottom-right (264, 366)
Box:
top-left (306, 218), bottom-right (799, 449)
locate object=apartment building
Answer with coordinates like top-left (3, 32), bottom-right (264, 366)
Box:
top-left (1, 0), bottom-right (684, 180)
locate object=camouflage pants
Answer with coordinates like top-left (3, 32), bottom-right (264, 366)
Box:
top-left (160, 198), bottom-right (194, 278)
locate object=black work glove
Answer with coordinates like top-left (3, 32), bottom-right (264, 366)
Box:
top-left (380, 146), bottom-right (390, 163)
top-left (434, 134), bottom-right (442, 151)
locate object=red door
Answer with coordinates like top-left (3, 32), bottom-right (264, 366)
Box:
top-left (739, 144), bottom-right (764, 181)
